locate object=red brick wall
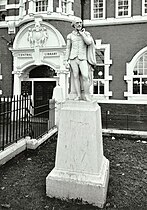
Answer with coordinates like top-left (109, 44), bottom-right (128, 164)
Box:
top-left (47, 20), bottom-right (73, 41)
top-left (0, 28), bottom-right (13, 96)
top-left (82, 0), bottom-right (90, 20)
top-left (86, 22), bottom-right (147, 99)
top-left (99, 103), bottom-right (147, 116)
top-left (73, 0), bottom-right (81, 17)
top-left (106, 0), bottom-right (115, 18)
top-left (133, 0), bottom-right (142, 16)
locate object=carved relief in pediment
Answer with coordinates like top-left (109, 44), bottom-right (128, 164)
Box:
top-left (27, 21), bottom-right (48, 47)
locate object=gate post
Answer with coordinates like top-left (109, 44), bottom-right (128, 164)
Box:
top-left (58, 69), bottom-right (69, 100)
top-left (48, 99), bottom-right (55, 130)
top-left (13, 71), bottom-right (22, 96)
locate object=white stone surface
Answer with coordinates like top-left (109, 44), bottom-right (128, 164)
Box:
top-left (46, 100), bottom-right (109, 208)
top-left (0, 127), bottom-right (57, 166)
top-left (0, 139), bottom-right (26, 166)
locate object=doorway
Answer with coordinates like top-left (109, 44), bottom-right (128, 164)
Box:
top-left (34, 81), bottom-right (56, 114)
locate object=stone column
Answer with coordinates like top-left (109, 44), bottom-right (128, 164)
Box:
top-left (47, 0), bottom-right (53, 13)
top-left (58, 70), bottom-right (69, 100)
top-left (12, 71), bottom-right (22, 121)
top-left (19, 0), bottom-right (24, 19)
top-left (13, 71), bottom-right (22, 96)
top-left (66, 0), bottom-right (74, 15)
top-left (56, 0), bottom-right (62, 12)
top-left (28, 0), bottom-right (35, 16)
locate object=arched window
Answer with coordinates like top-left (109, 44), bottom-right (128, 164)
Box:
top-left (133, 53), bottom-right (147, 94)
top-left (124, 47), bottom-right (147, 100)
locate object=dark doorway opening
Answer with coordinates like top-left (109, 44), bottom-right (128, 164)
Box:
top-left (34, 81), bottom-right (56, 115)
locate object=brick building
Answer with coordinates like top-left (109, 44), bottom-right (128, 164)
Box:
top-left (0, 0), bottom-right (147, 107)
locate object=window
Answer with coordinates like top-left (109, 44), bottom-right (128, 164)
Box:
top-left (93, 49), bottom-right (105, 94)
top-left (91, 0), bottom-right (105, 19)
top-left (0, 0), bottom-right (6, 22)
top-left (92, 40), bottom-right (112, 99)
top-left (0, 0), bottom-right (6, 11)
top-left (142, 0), bottom-right (147, 15)
top-left (61, 0), bottom-right (67, 13)
top-left (0, 5), bottom-right (5, 11)
top-left (133, 53), bottom-right (147, 94)
top-left (116, 0), bottom-right (131, 18)
top-left (124, 48), bottom-right (147, 100)
top-left (36, 0), bottom-right (48, 12)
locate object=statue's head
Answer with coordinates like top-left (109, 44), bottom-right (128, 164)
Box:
top-left (71, 17), bottom-right (83, 31)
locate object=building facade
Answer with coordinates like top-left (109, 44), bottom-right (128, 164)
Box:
top-left (0, 0), bottom-right (147, 105)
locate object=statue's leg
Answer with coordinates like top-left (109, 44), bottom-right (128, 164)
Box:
top-left (70, 59), bottom-right (81, 99)
top-left (79, 60), bottom-right (91, 101)
top-left (70, 70), bottom-right (76, 94)
top-left (79, 60), bottom-right (89, 92)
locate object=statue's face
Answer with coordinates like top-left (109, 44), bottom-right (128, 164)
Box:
top-left (74, 21), bottom-right (82, 31)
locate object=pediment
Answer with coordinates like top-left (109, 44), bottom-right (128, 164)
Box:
top-left (13, 17), bottom-right (66, 49)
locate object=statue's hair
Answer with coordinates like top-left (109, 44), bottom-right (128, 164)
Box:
top-left (71, 17), bottom-right (82, 28)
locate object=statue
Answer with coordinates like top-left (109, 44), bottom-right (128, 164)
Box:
top-left (65, 17), bottom-right (96, 101)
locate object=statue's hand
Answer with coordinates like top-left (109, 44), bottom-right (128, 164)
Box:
top-left (78, 28), bottom-right (86, 36)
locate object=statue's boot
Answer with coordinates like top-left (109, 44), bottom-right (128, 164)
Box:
top-left (74, 96), bottom-right (81, 101)
top-left (84, 94), bottom-right (91, 101)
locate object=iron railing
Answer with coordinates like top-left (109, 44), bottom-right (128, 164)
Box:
top-left (0, 95), bottom-right (31, 150)
top-left (0, 96), bottom-right (55, 151)
top-left (29, 99), bottom-right (55, 139)
top-left (1, 96), bottom-right (147, 151)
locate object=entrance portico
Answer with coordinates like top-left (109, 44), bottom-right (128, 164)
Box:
top-left (11, 16), bottom-right (68, 102)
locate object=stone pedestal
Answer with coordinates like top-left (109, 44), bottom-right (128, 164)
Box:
top-left (46, 100), bottom-right (109, 208)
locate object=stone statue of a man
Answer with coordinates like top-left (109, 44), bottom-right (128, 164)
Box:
top-left (65, 17), bottom-right (96, 101)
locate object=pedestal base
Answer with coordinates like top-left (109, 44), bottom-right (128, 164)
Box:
top-left (46, 100), bottom-right (109, 208)
top-left (46, 157), bottom-right (109, 208)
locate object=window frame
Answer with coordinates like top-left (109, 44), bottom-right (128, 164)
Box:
top-left (142, 0), bottom-right (147, 16)
top-left (0, 5), bottom-right (6, 11)
top-left (36, 0), bottom-right (48, 13)
top-left (93, 49), bottom-right (105, 95)
top-left (61, 0), bottom-right (67, 13)
top-left (124, 47), bottom-right (147, 100)
top-left (133, 76), bottom-right (147, 95)
top-left (0, 0), bottom-right (6, 11)
top-left (91, 0), bottom-right (106, 20)
top-left (91, 40), bottom-right (112, 100)
top-left (132, 53), bottom-right (147, 95)
top-left (115, 0), bottom-right (131, 18)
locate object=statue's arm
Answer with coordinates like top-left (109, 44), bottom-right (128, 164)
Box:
top-left (79, 30), bottom-right (92, 45)
top-left (65, 34), bottom-right (71, 62)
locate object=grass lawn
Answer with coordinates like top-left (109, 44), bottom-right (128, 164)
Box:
top-left (0, 133), bottom-right (147, 210)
